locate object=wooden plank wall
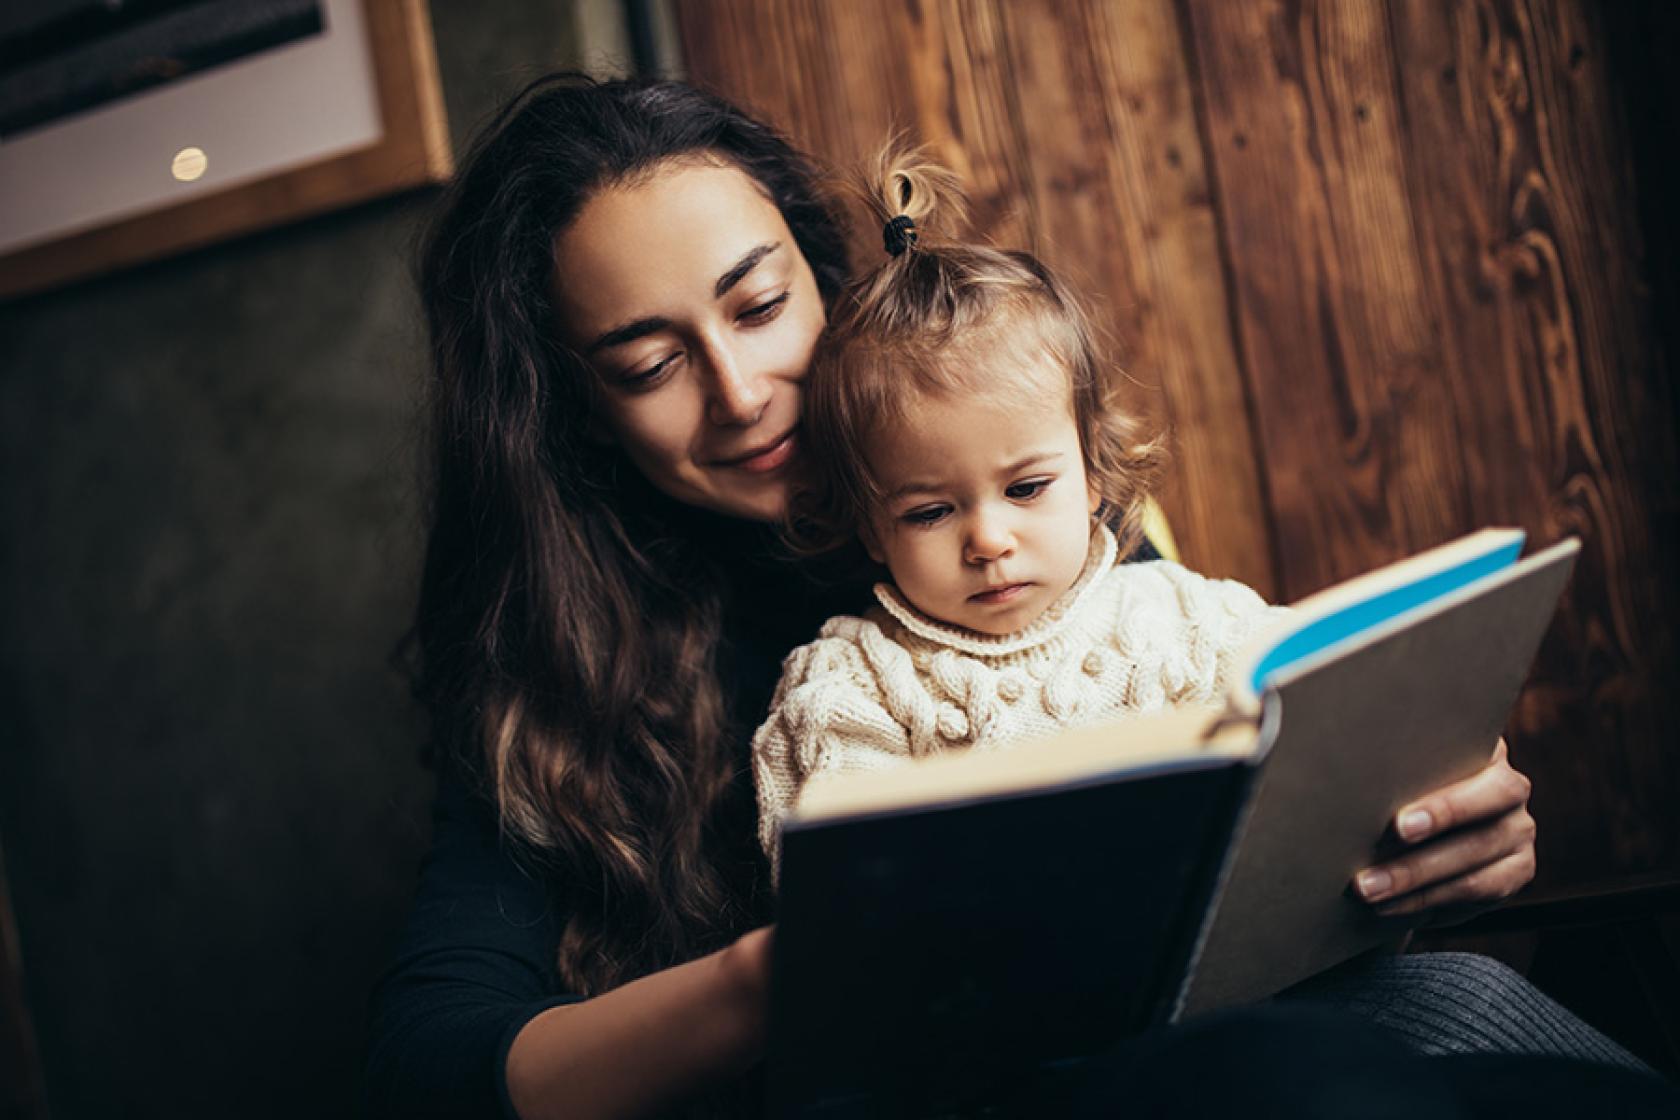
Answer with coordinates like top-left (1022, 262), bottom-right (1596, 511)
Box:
top-left (676, 0), bottom-right (1679, 902)
top-left (678, 0), bottom-right (1278, 600)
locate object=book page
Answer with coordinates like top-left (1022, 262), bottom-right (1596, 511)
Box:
top-left (791, 706), bottom-right (1259, 822)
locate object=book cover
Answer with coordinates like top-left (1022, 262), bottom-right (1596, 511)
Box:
top-left (769, 751), bottom-right (1254, 1116)
top-left (765, 529), bottom-right (1579, 1115)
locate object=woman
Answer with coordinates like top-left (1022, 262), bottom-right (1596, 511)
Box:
top-left (364, 74), bottom-right (1648, 1119)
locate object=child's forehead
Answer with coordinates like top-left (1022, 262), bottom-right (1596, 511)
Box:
top-left (893, 378), bottom-right (1071, 433)
top-left (882, 328), bottom-right (1073, 417)
top-left (866, 374), bottom-right (1078, 482)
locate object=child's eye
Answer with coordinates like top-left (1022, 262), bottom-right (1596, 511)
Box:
top-left (901, 504), bottom-right (951, 527)
top-left (1006, 477), bottom-right (1052, 501)
top-left (738, 292), bottom-right (790, 325)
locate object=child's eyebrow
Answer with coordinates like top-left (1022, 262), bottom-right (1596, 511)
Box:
top-left (884, 480), bottom-right (943, 502)
top-left (1002, 451), bottom-right (1063, 474)
top-left (883, 452), bottom-right (1066, 501)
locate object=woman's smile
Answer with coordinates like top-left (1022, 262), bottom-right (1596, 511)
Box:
top-left (713, 429), bottom-right (798, 474)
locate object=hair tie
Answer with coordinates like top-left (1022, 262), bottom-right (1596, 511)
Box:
top-left (883, 215), bottom-right (917, 257)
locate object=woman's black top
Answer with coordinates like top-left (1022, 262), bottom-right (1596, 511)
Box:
top-left (362, 528), bottom-right (1161, 1118)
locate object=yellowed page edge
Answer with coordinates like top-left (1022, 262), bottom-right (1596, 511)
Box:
top-left (790, 706), bottom-right (1258, 822)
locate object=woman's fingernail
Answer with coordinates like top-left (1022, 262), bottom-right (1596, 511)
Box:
top-left (1397, 809), bottom-right (1433, 841)
top-left (1357, 869), bottom-right (1393, 900)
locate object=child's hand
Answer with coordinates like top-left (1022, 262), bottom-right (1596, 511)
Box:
top-left (1350, 739), bottom-right (1536, 926)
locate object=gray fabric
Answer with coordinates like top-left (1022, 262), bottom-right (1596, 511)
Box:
top-left (1281, 951), bottom-right (1652, 1073)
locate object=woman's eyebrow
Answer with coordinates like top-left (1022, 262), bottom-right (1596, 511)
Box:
top-left (587, 243), bottom-right (784, 353)
top-left (715, 242), bottom-right (781, 298)
top-left (588, 316), bottom-right (670, 354)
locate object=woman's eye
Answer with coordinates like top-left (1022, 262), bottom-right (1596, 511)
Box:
top-left (1006, 478), bottom-right (1052, 501)
top-left (902, 505), bottom-right (950, 527)
top-left (738, 292), bottom-right (790, 325)
top-left (618, 353), bottom-right (680, 390)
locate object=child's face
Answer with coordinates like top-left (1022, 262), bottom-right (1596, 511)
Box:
top-left (864, 372), bottom-right (1099, 636)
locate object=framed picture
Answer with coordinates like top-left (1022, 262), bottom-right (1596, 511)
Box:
top-left (0, 0), bottom-right (451, 300)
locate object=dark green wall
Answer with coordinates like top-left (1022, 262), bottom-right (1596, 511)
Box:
top-left (0, 5), bottom-right (585, 1115)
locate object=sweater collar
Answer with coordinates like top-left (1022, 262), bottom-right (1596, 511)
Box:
top-left (871, 522), bottom-right (1119, 657)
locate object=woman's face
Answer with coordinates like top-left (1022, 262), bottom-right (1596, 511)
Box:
top-left (550, 158), bottom-right (828, 521)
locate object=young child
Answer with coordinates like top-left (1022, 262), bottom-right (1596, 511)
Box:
top-left (753, 149), bottom-right (1287, 871)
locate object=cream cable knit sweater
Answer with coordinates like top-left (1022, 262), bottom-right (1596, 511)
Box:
top-left (752, 524), bottom-right (1289, 871)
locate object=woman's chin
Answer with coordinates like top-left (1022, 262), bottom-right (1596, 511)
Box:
top-left (696, 478), bottom-right (790, 524)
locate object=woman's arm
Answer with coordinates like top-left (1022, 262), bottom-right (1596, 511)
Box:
top-left (364, 765), bottom-right (576, 1120)
top-left (1351, 738), bottom-right (1537, 925)
top-left (505, 927), bottom-right (773, 1120)
top-left (364, 767), bottom-right (772, 1119)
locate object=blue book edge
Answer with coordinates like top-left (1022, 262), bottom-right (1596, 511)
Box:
top-left (1246, 535), bottom-right (1527, 695)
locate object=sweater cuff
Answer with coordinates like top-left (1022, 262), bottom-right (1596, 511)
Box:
top-left (495, 995), bottom-right (587, 1120)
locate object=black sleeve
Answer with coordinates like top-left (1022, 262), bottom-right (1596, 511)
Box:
top-left (1098, 503), bottom-right (1163, 566)
top-left (363, 766), bottom-right (581, 1120)
top-left (1123, 535), bottom-right (1163, 565)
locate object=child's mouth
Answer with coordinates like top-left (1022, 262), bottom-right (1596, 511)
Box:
top-left (969, 582), bottom-right (1030, 605)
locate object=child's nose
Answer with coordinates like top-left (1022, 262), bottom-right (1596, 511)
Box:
top-left (964, 512), bottom-right (1015, 564)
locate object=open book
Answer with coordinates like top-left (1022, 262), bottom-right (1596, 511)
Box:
top-left (765, 529), bottom-right (1579, 1117)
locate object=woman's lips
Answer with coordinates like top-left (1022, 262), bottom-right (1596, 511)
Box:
top-left (969, 582), bottom-right (1031, 605)
top-left (717, 431), bottom-right (796, 474)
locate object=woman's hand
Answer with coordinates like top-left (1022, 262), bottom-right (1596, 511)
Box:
top-left (1350, 739), bottom-right (1537, 926)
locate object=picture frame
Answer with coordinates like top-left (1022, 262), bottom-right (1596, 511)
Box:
top-left (0, 0), bottom-right (451, 301)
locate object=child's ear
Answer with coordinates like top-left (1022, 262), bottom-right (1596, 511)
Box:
top-left (860, 521), bottom-right (886, 564)
top-left (1087, 482), bottom-right (1103, 515)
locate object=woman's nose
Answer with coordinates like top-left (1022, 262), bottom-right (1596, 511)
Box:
top-left (699, 333), bottom-right (772, 426)
top-left (964, 510), bottom-right (1016, 565)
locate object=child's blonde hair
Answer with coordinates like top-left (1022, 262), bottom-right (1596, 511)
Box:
top-left (792, 144), bottom-right (1166, 557)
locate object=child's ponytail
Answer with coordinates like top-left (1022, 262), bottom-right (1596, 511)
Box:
top-left (863, 144), bottom-right (968, 260)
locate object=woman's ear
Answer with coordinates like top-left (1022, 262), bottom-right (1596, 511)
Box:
top-left (1087, 482), bottom-right (1103, 515)
top-left (585, 416), bottom-right (616, 447)
top-left (577, 372), bottom-right (618, 447)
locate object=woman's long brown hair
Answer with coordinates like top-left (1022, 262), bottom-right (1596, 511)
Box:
top-left (411, 75), bottom-right (848, 995)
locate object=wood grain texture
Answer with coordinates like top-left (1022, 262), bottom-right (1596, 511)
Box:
top-left (678, 0), bottom-right (1677, 898)
top-left (675, 0), bottom-right (1278, 593)
top-left (1184, 0), bottom-right (1678, 893)
top-left (992, 0), bottom-right (1276, 594)
top-left (1180, 0), bottom-right (1473, 590)
top-left (0, 0), bottom-right (453, 301)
